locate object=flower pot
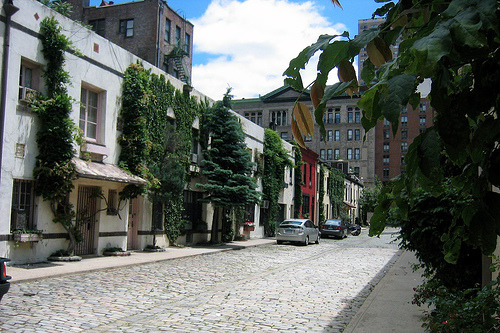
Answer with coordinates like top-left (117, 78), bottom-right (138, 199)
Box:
top-left (13, 233), bottom-right (41, 242)
top-left (244, 226), bottom-right (255, 231)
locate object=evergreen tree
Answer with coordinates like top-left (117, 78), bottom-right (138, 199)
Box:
top-left (199, 93), bottom-right (260, 243)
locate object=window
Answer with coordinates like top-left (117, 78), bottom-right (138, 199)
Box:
top-left (80, 86), bottom-right (101, 142)
top-left (383, 168), bottom-right (389, 179)
top-left (401, 155), bottom-right (406, 165)
top-left (271, 110), bottom-right (287, 126)
top-left (420, 116), bottom-right (426, 126)
top-left (19, 61), bottom-right (40, 102)
top-left (280, 132), bottom-right (288, 141)
top-left (383, 143), bottom-right (390, 152)
top-left (354, 148), bottom-right (360, 160)
top-left (175, 26), bottom-right (181, 47)
top-left (302, 195), bottom-right (310, 215)
top-left (347, 148), bottom-right (353, 160)
top-left (334, 130), bottom-right (340, 141)
top-left (184, 33), bottom-right (190, 55)
top-left (334, 149), bottom-right (340, 159)
top-left (320, 149), bottom-right (326, 160)
top-left (119, 19), bottom-right (134, 37)
top-left (304, 134), bottom-right (312, 142)
top-left (244, 111), bottom-right (262, 126)
top-left (152, 200), bottom-right (164, 230)
top-left (347, 112), bottom-right (353, 123)
top-left (11, 179), bottom-right (35, 230)
top-left (401, 115), bottom-right (408, 127)
top-left (347, 129), bottom-right (353, 141)
top-left (327, 149), bottom-right (333, 160)
top-left (419, 102), bottom-right (427, 112)
top-left (383, 129), bottom-right (390, 140)
top-left (355, 112), bottom-right (361, 123)
top-left (107, 190), bottom-right (118, 215)
top-left (335, 112), bottom-right (341, 123)
top-left (326, 130), bottom-right (333, 142)
top-left (353, 167), bottom-right (360, 177)
top-left (401, 129), bottom-right (408, 139)
top-left (401, 106), bottom-right (407, 114)
top-left (327, 110), bottom-right (333, 124)
top-left (89, 19), bottom-right (105, 37)
top-left (355, 129), bottom-right (361, 141)
top-left (383, 155), bottom-right (389, 165)
top-left (401, 142), bottom-right (408, 152)
top-left (165, 18), bottom-right (171, 43)
top-left (183, 191), bottom-right (203, 229)
top-left (383, 119), bottom-right (390, 127)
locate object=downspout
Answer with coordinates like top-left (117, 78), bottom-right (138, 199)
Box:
top-left (0, 0), bottom-right (19, 187)
top-left (156, 1), bottom-right (164, 67)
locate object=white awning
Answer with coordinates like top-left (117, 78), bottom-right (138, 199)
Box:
top-left (73, 158), bottom-right (147, 185)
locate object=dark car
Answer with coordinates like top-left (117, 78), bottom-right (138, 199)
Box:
top-left (320, 219), bottom-right (349, 239)
top-left (348, 223), bottom-right (361, 236)
top-left (0, 258), bottom-right (11, 302)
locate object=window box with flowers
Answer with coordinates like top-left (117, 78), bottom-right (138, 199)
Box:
top-left (12, 230), bottom-right (43, 243)
top-left (243, 222), bottom-right (255, 231)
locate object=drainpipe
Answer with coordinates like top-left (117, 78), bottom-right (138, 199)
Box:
top-left (156, 1), bottom-right (164, 67)
top-left (0, 0), bottom-right (19, 187)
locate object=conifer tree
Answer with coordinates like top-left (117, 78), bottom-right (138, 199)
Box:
top-left (199, 91), bottom-right (260, 243)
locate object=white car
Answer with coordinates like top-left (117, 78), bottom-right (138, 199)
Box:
top-left (276, 219), bottom-right (320, 245)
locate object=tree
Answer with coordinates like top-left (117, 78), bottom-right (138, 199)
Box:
top-left (285, 0), bottom-right (500, 263)
top-left (198, 92), bottom-right (260, 243)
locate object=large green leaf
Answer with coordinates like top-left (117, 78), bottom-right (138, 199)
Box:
top-left (410, 25), bottom-right (452, 75)
top-left (416, 128), bottom-right (443, 182)
top-left (316, 41), bottom-right (350, 86)
top-left (314, 81), bottom-right (354, 137)
top-left (380, 74), bottom-right (416, 133)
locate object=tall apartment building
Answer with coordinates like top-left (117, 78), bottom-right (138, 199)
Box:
top-left (66, 0), bottom-right (193, 85)
top-left (232, 86), bottom-right (376, 188)
top-left (358, 18), bottom-right (434, 184)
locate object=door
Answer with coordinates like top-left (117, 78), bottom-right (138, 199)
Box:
top-left (127, 198), bottom-right (139, 250)
top-left (75, 186), bottom-right (99, 255)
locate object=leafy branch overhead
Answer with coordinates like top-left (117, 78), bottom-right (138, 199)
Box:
top-left (285, 0), bottom-right (500, 263)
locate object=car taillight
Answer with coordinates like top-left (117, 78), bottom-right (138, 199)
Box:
top-left (2, 263), bottom-right (6, 278)
top-left (321, 225), bottom-right (325, 230)
top-left (335, 226), bottom-right (342, 230)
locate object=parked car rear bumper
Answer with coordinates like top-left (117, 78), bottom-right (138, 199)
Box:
top-left (276, 234), bottom-right (306, 243)
top-left (321, 230), bottom-right (343, 238)
top-left (0, 282), bottom-right (10, 301)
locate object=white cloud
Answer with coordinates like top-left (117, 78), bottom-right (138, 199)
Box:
top-left (191, 0), bottom-right (346, 100)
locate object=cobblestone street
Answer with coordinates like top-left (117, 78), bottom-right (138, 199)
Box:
top-left (0, 230), bottom-right (400, 332)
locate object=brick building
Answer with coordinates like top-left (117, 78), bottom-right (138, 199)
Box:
top-left (66, 0), bottom-right (193, 85)
top-left (358, 18), bottom-right (434, 184)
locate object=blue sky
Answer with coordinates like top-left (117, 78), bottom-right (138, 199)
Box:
top-left (89, 0), bottom-right (383, 99)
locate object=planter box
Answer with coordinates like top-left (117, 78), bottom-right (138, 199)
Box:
top-left (47, 255), bottom-right (82, 262)
top-left (243, 226), bottom-right (255, 231)
top-left (103, 251), bottom-right (131, 256)
top-left (13, 233), bottom-right (42, 242)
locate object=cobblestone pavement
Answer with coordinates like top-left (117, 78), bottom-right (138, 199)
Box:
top-left (0, 229), bottom-right (400, 332)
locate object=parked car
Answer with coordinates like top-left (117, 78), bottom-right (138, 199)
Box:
top-left (0, 258), bottom-right (11, 302)
top-left (348, 223), bottom-right (361, 236)
top-left (320, 219), bottom-right (349, 239)
top-left (276, 219), bottom-right (320, 245)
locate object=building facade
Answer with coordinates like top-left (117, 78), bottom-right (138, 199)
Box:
top-left (232, 86), bottom-right (376, 188)
top-left (0, 0), bottom-right (295, 264)
top-left (66, 0), bottom-right (193, 85)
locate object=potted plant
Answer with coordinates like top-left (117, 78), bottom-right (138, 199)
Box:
top-left (243, 222), bottom-right (255, 231)
top-left (102, 247), bottom-right (131, 256)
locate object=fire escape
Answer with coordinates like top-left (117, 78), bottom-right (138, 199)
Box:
top-left (164, 12), bottom-right (191, 86)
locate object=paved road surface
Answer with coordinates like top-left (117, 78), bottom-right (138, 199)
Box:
top-left (0, 229), bottom-right (401, 332)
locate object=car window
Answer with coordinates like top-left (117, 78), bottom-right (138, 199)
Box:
top-left (326, 220), bottom-right (341, 226)
top-left (305, 221), bottom-right (313, 228)
top-left (280, 220), bottom-right (302, 226)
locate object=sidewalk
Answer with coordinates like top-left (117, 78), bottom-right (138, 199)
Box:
top-left (343, 250), bottom-right (427, 333)
top-left (8, 238), bottom-right (276, 283)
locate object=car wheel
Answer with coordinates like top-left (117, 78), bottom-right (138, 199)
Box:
top-left (315, 234), bottom-right (320, 244)
top-left (303, 236), bottom-right (309, 246)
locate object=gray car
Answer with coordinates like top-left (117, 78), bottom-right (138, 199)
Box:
top-left (320, 219), bottom-right (349, 239)
top-left (276, 219), bottom-right (320, 245)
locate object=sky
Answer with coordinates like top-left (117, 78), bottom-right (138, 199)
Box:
top-left (89, 0), bottom-right (382, 100)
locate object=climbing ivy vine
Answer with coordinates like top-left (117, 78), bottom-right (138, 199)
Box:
top-left (318, 165), bottom-right (325, 224)
top-left (31, 17), bottom-right (79, 254)
top-left (262, 129), bottom-right (292, 236)
top-left (327, 168), bottom-right (345, 220)
top-left (119, 62), bottom-right (206, 245)
top-left (292, 144), bottom-right (303, 218)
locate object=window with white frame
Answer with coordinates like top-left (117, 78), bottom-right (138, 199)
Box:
top-left (355, 129), bottom-right (361, 141)
top-left (334, 149), bottom-right (340, 159)
top-left (271, 110), bottom-right (287, 126)
top-left (327, 149), bottom-right (333, 160)
top-left (347, 148), bottom-right (353, 160)
top-left (11, 179), bottom-right (35, 230)
top-left (18, 60), bottom-right (40, 102)
top-left (80, 86), bottom-right (103, 142)
top-left (320, 149), bottom-right (326, 160)
top-left (419, 116), bottom-right (426, 126)
top-left (383, 143), bottom-right (390, 152)
top-left (347, 129), bottom-right (353, 141)
top-left (401, 142), bottom-right (408, 152)
top-left (184, 33), bottom-right (190, 55)
top-left (401, 115), bottom-right (408, 127)
top-left (347, 112), bottom-right (353, 123)
top-left (334, 130), bottom-right (340, 141)
top-left (327, 130), bottom-right (333, 142)
top-left (165, 18), bottom-right (171, 43)
top-left (355, 112), bottom-right (361, 123)
top-left (354, 148), bottom-right (360, 160)
top-left (119, 19), bottom-right (134, 37)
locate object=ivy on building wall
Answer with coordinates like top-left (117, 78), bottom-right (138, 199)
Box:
top-left (328, 168), bottom-right (345, 220)
top-left (119, 62), bottom-right (205, 245)
top-left (318, 165), bottom-right (326, 223)
top-left (30, 17), bottom-right (80, 254)
top-left (262, 129), bottom-right (292, 236)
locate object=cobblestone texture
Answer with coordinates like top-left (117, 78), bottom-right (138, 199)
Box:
top-left (0, 230), bottom-right (400, 332)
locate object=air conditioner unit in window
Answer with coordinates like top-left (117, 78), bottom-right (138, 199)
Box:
top-left (190, 153), bottom-right (198, 164)
top-left (20, 87), bottom-right (37, 102)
